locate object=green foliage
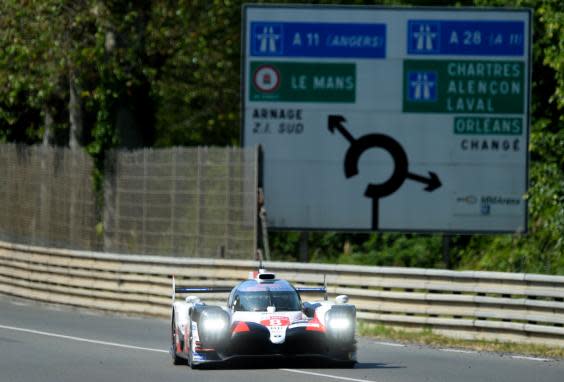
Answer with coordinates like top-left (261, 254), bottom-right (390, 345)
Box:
top-left (149, 0), bottom-right (242, 146)
top-left (326, 234), bottom-right (444, 268)
top-left (359, 322), bottom-right (564, 358)
top-left (269, 0), bottom-right (564, 275)
top-left (0, 0), bottom-right (561, 273)
top-left (0, 0), bottom-right (60, 143)
top-left (0, 0), bottom-right (100, 144)
top-left (271, 231), bottom-right (443, 268)
top-left (269, 232), bottom-right (303, 262)
top-left (454, 0), bottom-right (564, 274)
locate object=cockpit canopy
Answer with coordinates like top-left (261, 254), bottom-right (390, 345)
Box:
top-left (229, 279), bottom-right (302, 312)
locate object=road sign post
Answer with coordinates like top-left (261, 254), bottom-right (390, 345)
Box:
top-left (242, 5), bottom-right (531, 233)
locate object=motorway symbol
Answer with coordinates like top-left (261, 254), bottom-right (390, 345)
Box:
top-left (409, 21), bottom-right (440, 53)
top-left (328, 115), bottom-right (441, 229)
top-left (253, 65), bottom-right (281, 93)
top-left (252, 23), bottom-right (283, 55)
top-left (408, 71), bottom-right (437, 102)
top-left (257, 26), bottom-right (280, 53)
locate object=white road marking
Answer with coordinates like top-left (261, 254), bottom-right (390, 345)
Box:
top-left (511, 355), bottom-right (553, 362)
top-left (0, 324), bottom-right (168, 354)
top-left (374, 341), bottom-right (406, 347)
top-left (9, 300), bottom-right (29, 307)
top-left (439, 348), bottom-right (477, 354)
top-left (280, 368), bottom-right (377, 382)
top-left (1, 323), bottom-right (378, 381)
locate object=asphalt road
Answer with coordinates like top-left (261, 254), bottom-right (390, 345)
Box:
top-left (0, 295), bottom-right (562, 382)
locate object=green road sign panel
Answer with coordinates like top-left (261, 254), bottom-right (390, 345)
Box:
top-left (454, 117), bottom-right (522, 135)
top-left (403, 60), bottom-right (524, 114)
top-left (250, 62), bottom-right (356, 103)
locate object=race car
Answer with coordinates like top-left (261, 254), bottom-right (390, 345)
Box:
top-left (170, 268), bottom-right (357, 368)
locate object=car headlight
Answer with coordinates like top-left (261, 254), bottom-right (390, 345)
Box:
top-left (328, 317), bottom-right (351, 330)
top-left (202, 317), bottom-right (228, 332)
top-left (195, 306), bottom-right (230, 348)
top-left (325, 305), bottom-right (356, 342)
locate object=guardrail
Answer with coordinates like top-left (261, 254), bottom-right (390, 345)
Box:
top-left (1, 240), bottom-right (563, 346)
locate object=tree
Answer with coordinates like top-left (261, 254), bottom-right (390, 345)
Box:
top-left (268, 0), bottom-right (563, 274)
top-left (0, 0), bottom-right (561, 273)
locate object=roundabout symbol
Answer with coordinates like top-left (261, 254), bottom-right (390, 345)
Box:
top-left (328, 115), bottom-right (442, 230)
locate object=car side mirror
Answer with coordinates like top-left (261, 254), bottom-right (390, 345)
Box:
top-left (335, 295), bottom-right (349, 304)
top-left (185, 296), bottom-right (201, 304)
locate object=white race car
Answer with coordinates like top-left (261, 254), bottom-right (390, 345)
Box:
top-left (170, 269), bottom-right (357, 368)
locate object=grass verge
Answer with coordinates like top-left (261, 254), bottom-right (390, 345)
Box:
top-left (358, 322), bottom-right (564, 359)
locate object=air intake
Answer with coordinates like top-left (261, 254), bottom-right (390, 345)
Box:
top-left (257, 270), bottom-right (276, 282)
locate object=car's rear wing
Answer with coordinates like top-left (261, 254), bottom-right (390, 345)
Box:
top-left (171, 276), bottom-right (329, 302)
top-left (172, 275), bottom-right (232, 302)
top-left (175, 287), bottom-right (233, 293)
top-left (295, 287), bottom-right (327, 293)
top-left (297, 273), bottom-right (329, 300)
top-left (174, 286), bottom-right (325, 295)
top-left (177, 287), bottom-right (326, 294)
top-left (296, 287), bottom-right (328, 301)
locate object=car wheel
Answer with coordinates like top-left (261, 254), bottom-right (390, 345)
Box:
top-left (171, 317), bottom-right (185, 365)
top-left (339, 360), bottom-right (357, 368)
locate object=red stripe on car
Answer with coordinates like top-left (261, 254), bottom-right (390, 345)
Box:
top-left (232, 321), bottom-right (250, 333)
top-left (306, 312), bottom-right (325, 332)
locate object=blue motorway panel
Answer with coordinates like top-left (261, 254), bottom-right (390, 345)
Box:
top-left (250, 22), bottom-right (386, 58)
top-left (407, 20), bottom-right (524, 56)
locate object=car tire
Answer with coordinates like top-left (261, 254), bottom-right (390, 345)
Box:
top-left (171, 316), bottom-right (185, 365)
top-left (339, 360), bottom-right (357, 368)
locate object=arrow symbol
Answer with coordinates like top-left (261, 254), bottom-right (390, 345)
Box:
top-left (328, 114), bottom-right (443, 229)
top-left (328, 115), bottom-right (355, 143)
top-left (406, 171), bottom-right (441, 192)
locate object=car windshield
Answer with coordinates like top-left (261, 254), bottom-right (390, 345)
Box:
top-left (236, 290), bottom-right (301, 312)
